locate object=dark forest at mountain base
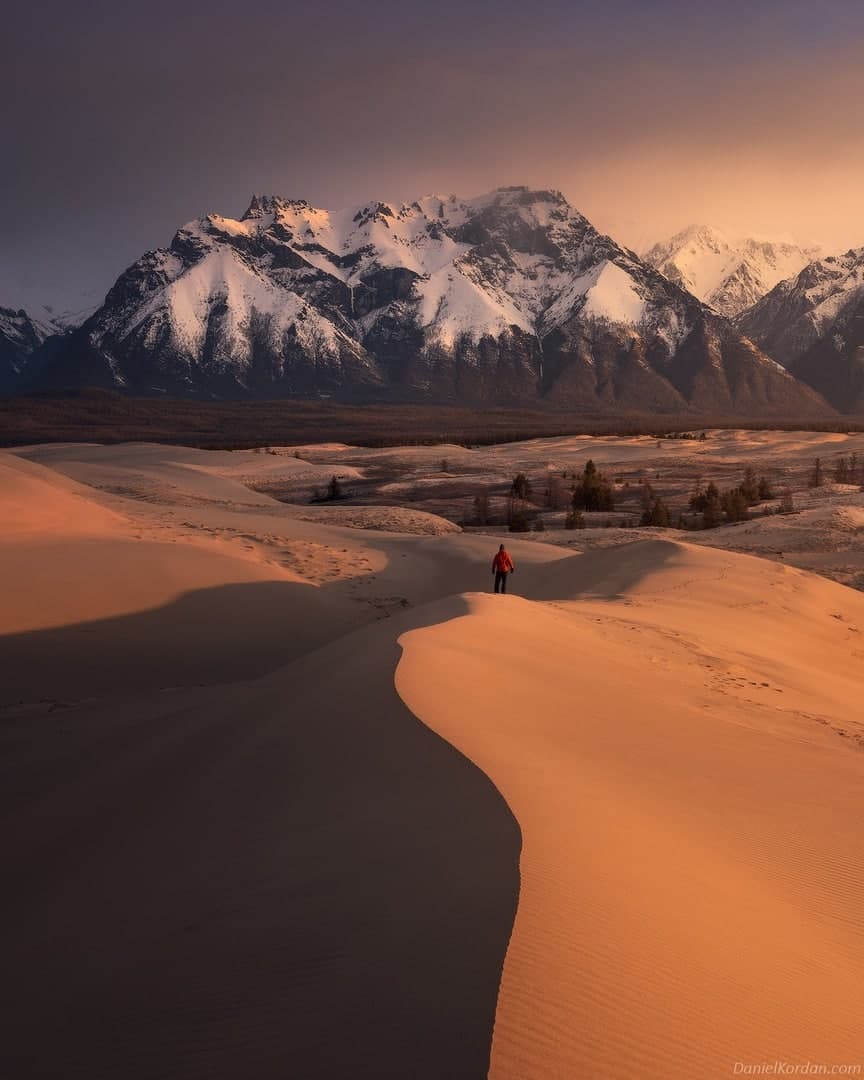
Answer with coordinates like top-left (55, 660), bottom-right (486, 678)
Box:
top-left (3, 391), bottom-right (863, 449)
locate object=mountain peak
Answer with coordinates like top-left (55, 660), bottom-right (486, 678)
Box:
top-left (478, 185), bottom-right (569, 209)
top-left (738, 244), bottom-right (864, 411)
top-left (241, 194), bottom-right (302, 220)
top-left (645, 225), bottom-right (820, 316)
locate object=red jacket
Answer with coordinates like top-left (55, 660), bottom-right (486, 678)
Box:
top-left (492, 550), bottom-right (515, 573)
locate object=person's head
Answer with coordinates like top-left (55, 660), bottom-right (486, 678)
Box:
top-left (499, 544), bottom-right (505, 551)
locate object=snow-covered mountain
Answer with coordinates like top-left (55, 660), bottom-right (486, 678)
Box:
top-left (0, 306), bottom-right (56, 391)
top-left (26, 188), bottom-right (829, 414)
top-left (644, 225), bottom-right (820, 318)
top-left (37, 303), bottom-right (99, 332)
top-left (737, 248), bottom-right (864, 412)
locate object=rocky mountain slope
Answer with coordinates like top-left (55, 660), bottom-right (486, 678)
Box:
top-left (0, 307), bottom-right (55, 392)
top-left (23, 188), bottom-right (830, 415)
top-left (644, 225), bottom-right (819, 318)
top-left (737, 248), bottom-right (864, 412)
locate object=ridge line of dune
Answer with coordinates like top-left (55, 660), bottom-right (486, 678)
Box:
top-left (395, 542), bottom-right (864, 1079)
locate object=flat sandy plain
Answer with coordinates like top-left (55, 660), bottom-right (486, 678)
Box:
top-left (2, 431), bottom-right (863, 1079)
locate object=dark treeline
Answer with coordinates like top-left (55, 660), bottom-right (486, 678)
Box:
top-left (3, 390), bottom-right (864, 449)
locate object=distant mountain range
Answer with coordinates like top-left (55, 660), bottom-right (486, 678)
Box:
top-left (3, 188), bottom-right (859, 416)
top-left (737, 247), bottom-right (864, 412)
top-left (643, 225), bottom-right (820, 318)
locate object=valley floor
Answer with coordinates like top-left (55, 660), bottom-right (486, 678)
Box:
top-left (1, 433), bottom-right (863, 1078)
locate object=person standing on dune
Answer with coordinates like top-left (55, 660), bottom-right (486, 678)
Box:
top-left (492, 544), bottom-right (515, 594)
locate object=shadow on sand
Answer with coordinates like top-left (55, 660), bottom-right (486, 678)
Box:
top-left (0, 586), bottom-right (520, 1080)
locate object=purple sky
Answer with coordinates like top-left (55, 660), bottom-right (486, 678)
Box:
top-left (2, 0), bottom-right (863, 313)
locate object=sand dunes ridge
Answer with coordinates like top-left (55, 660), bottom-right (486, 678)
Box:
top-left (3, 441), bottom-right (864, 1079)
top-left (397, 542), bottom-right (864, 1079)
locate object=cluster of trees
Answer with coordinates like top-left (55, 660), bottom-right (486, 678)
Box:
top-left (829, 453), bottom-right (861, 485)
top-left (688, 467), bottom-right (777, 527)
top-left (504, 461), bottom-right (617, 531)
top-left (806, 453), bottom-right (864, 488)
top-left (473, 457), bottom-right (810, 534)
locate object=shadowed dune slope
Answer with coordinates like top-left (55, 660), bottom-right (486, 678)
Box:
top-left (1, 447), bottom-right (532, 1078)
top-left (0, 605), bottom-right (520, 1080)
top-left (397, 541), bottom-right (864, 1080)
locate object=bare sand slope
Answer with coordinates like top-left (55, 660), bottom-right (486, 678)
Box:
top-left (0, 452), bottom-right (358, 702)
top-left (397, 541), bottom-right (864, 1080)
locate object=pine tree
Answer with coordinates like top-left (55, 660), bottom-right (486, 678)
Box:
top-left (808, 458), bottom-right (824, 488)
top-left (690, 480), bottom-right (720, 513)
top-left (740, 466), bottom-right (760, 504)
top-left (641, 498), bottom-right (671, 527)
top-left (721, 488), bottom-right (749, 522)
top-left (511, 473), bottom-right (531, 500)
top-left (473, 492), bottom-right (490, 525)
top-left (640, 480), bottom-right (655, 510)
top-left (572, 459), bottom-right (615, 512)
top-left (701, 483), bottom-right (723, 528)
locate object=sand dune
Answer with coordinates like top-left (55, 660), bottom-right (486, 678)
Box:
top-left (1, 609), bottom-right (522, 1079)
top-left (1, 451), bottom-right (127, 536)
top-left (397, 541), bottom-right (864, 1079)
top-left (3, 440), bottom-right (864, 1079)
top-left (1, 447), bottom-right (528, 1077)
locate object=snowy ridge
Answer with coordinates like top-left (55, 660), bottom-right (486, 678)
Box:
top-left (22, 187), bottom-right (832, 414)
top-left (180, 188), bottom-right (658, 345)
top-left (645, 225), bottom-right (820, 317)
top-left (736, 247), bottom-right (864, 411)
top-left (0, 306), bottom-right (56, 389)
top-left (0, 306), bottom-right (53, 353)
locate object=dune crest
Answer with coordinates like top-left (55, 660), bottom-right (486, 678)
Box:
top-left (396, 541), bottom-right (864, 1079)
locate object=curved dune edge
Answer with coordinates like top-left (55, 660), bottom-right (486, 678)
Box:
top-left (395, 542), bottom-right (864, 1079)
top-left (2, 607), bottom-right (522, 1079)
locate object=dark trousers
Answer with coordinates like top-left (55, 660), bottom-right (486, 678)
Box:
top-left (494, 570), bottom-right (509, 594)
